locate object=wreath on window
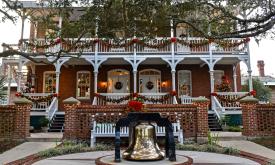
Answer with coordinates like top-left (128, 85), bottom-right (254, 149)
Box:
top-left (114, 81), bottom-right (123, 90)
top-left (146, 81), bottom-right (154, 90)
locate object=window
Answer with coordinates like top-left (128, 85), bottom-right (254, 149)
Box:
top-left (43, 71), bottom-right (56, 93)
top-left (214, 70), bottom-right (224, 86)
top-left (139, 69), bottom-right (161, 93)
top-left (178, 70), bottom-right (192, 96)
top-left (76, 71), bottom-right (90, 99)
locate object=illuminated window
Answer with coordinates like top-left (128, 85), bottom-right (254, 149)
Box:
top-left (214, 70), bottom-right (224, 86)
top-left (178, 70), bottom-right (192, 96)
top-left (43, 71), bottom-right (56, 93)
top-left (139, 69), bottom-right (161, 93)
top-left (76, 71), bottom-right (90, 99)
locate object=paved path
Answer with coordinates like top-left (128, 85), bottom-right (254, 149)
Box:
top-left (0, 142), bottom-right (58, 164)
top-left (27, 133), bottom-right (63, 142)
top-left (34, 151), bottom-right (259, 165)
top-left (218, 140), bottom-right (275, 161)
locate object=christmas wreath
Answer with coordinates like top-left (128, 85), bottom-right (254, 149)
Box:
top-left (146, 81), bottom-right (154, 90)
top-left (114, 81), bottom-right (123, 90)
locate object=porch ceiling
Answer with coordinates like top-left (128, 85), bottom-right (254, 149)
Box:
top-left (215, 57), bottom-right (240, 65)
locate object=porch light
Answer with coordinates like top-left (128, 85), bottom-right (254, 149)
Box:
top-left (161, 81), bottom-right (167, 88)
top-left (100, 81), bottom-right (107, 89)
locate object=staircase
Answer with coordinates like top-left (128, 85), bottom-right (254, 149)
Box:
top-left (208, 112), bottom-right (223, 131)
top-left (48, 114), bottom-right (65, 132)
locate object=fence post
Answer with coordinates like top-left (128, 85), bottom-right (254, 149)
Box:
top-left (63, 97), bottom-right (80, 140)
top-left (13, 97), bottom-right (32, 139)
top-left (240, 96), bottom-right (258, 137)
top-left (193, 97), bottom-right (209, 143)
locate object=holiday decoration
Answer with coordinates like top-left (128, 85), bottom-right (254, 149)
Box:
top-left (216, 76), bottom-right (231, 92)
top-left (210, 90), bottom-right (257, 103)
top-left (15, 92), bottom-right (58, 103)
top-left (94, 91), bottom-right (177, 104)
top-left (146, 81), bottom-right (154, 90)
top-left (114, 81), bottom-right (123, 90)
top-left (127, 100), bottom-right (143, 112)
top-left (22, 37), bottom-right (251, 52)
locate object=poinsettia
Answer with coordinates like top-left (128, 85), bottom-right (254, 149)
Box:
top-left (128, 100), bottom-right (143, 112)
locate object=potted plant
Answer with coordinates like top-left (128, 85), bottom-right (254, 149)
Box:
top-left (39, 117), bottom-right (49, 132)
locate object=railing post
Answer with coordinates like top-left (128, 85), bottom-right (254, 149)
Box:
top-left (240, 96), bottom-right (258, 137)
top-left (193, 97), bottom-right (209, 143)
top-left (93, 71), bottom-right (98, 105)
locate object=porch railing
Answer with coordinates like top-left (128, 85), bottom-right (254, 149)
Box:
top-left (179, 95), bottom-right (194, 104)
top-left (24, 93), bottom-right (55, 111)
top-left (94, 93), bottom-right (173, 105)
top-left (212, 92), bottom-right (249, 117)
top-left (21, 37), bottom-right (248, 55)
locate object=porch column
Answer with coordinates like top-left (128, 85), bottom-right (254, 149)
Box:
top-left (171, 70), bottom-right (176, 91)
top-left (248, 70), bottom-right (253, 91)
top-left (55, 71), bottom-right (60, 94)
top-left (92, 71), bottom-right (98, 105)
top-left (233, 65), bottom-right (237, 92)
top-left (17, 63), bottom-right (23, 92)
top-left (94, 71), bottom-right (98, 93)
top-left (133, 70), bottom-right (137, 93)
top-left (209, 70), bottom-right (215, 93)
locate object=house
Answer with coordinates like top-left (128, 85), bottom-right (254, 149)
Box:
top-left (1, 1), bottom-right (254, 132)
top-left (242, 60), bottom-right (275, 103)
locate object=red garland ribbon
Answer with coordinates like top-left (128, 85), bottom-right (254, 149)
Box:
top-left (94, 91), bottom-right (177, 104)
top-left (23, 37), bottom-right (250, 51)
top-left (15, 92), bottom-right (58, 103)
top-left (211, 90), bottom-right (257, 103)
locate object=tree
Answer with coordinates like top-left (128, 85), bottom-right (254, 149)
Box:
top-left (0, 0), bottom-right (275, 62)
top-left (242, 78), bottom-right (272, 102)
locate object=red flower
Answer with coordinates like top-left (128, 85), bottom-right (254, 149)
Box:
top-left (128, 100), bottom-right (143, 111)
top-left (208, 38), bottom-right (214, 43)
top-left (133, 93), bottom-right (138, 98)
top-left (249, 90), bottom-right (256, 97)
top-left (170, 90), bottom-right (177, 96)
top-left (94, 93), bottom-right (100, 97)
top-left (132, 38), bottom-right (139, 43)
top-left (53, 93), bottom-right (59, 97)
top-left (245, 37), bottom-right (250, 42)
top-left (170, 37), bottom-right (177, 43)
top-left (55, 38), bottom-right (61, 44)
top-left (211, 92), bottom-right (218, 96)
top-left (15, 92), bottom-right (22, 97)
top-left (93, 39), bottom-right (99, 43)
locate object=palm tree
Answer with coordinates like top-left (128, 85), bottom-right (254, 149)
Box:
top-left (0, 76), bottom-right (7, 101)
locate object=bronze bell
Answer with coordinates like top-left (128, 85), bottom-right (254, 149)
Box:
top-left (122, 121), bottom-right (165, 161)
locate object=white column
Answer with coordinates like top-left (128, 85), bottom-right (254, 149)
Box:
top-left (7, 65), bottom-right (12, 104)
top-left (92, 71), bottom-right (98, 105)
top-left (209, 70), bottom-right (215, 93)
top-left (17, 62), bottom-right (23, 92)
top-left (133, 70), bottom-right (137, 93)
top-left (171, 70), bottom-right (176, 91)
top-left (94, 71), bottom-right (98, 93)
top-left (248, 70), bottom-right (253, 91)
top-left (55, 71), bottom-right (60, 94)
top-left (233, 65), bottom-right (237, 92)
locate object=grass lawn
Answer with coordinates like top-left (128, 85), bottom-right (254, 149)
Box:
top-left (251, 137), bottom-right (275, 151)
top-left (0, 140), bottom-right (23, 154)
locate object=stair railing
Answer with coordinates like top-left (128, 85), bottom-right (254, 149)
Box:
top-left (47, 97), bottom-right (58, 121)
top-left (212, 96), bottom-right (223, 119)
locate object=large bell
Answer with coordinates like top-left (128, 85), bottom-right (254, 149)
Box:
top-left (122, 121), bottom-right (165, 161)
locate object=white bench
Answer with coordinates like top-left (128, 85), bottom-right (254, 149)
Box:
top-left (90, 121), bottom-right (183, 147)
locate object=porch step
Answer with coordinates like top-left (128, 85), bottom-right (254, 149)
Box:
top-left (208, 113), bottom-right (223, 131)
top-left (48, 114), bottom-right (65, 132)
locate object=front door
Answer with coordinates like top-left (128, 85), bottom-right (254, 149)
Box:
top-left (107, 69), bottom-right (130, 93)
top-left (139, 69), bottom-right (161, 93)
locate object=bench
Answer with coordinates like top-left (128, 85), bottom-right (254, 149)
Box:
top-left (90, 120), bottom-right (183, 147)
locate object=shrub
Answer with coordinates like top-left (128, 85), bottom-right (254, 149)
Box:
top-left (38, 117), bottom-right (49, 128)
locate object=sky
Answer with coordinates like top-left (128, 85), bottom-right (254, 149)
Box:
top-left (0, 19), bottom-right (275, 77)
